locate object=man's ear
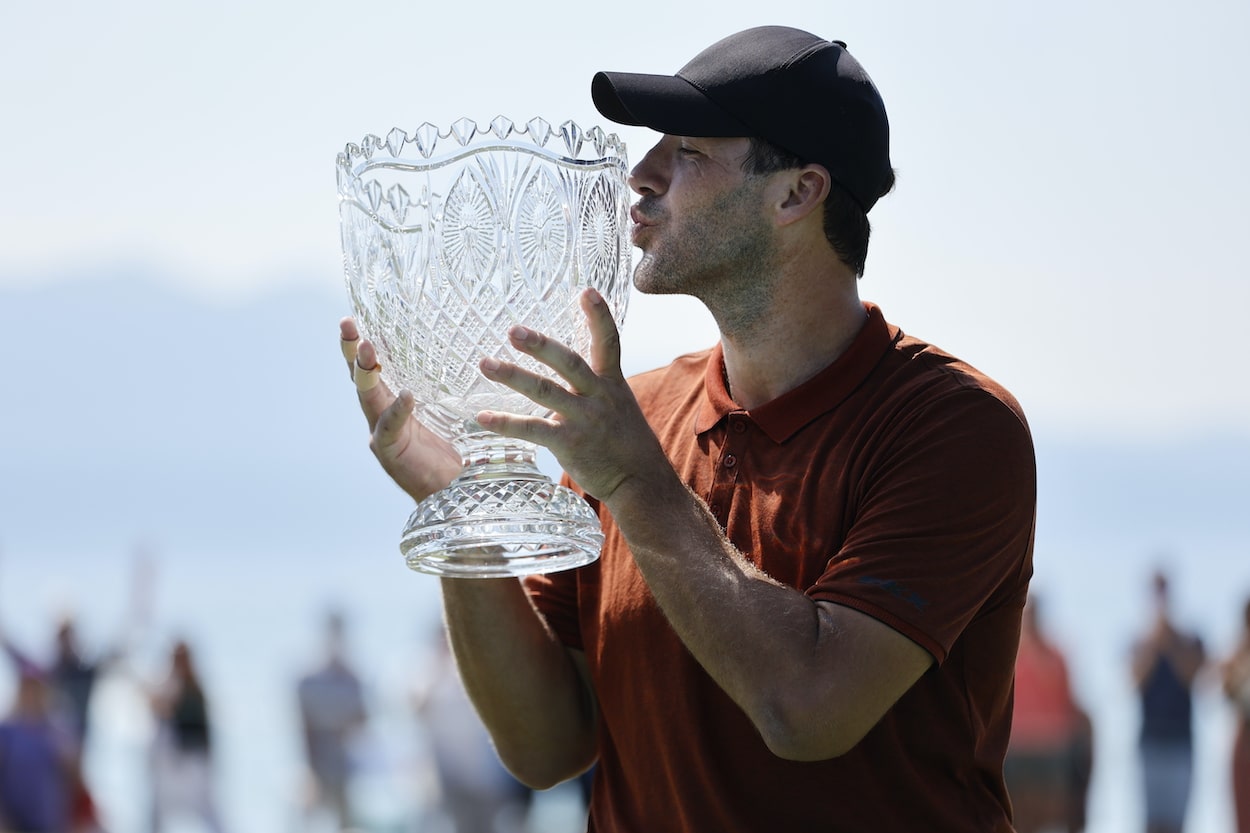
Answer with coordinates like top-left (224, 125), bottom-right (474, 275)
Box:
top-left (775, 164), bottom-right (831, 227)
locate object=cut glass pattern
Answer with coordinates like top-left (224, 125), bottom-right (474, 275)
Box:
top-left (336, 118), bottom-right (631, 577)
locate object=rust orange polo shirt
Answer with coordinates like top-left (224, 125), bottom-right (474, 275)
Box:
top-left (527, 303), bottom-right (1036, 832)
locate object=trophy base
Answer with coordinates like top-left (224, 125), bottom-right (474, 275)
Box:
top-left (399, 468), bottom-right (603, 578)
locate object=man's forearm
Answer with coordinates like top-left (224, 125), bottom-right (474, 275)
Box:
top-left (604, 473), bottom-right (825, 748)
top-left (605, 471), bottom-right (932, 761)
top-left (440, 577), bottom-right (598, 787)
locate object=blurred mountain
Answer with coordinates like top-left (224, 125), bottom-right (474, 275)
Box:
top-left (2, 271), bottom-right (1248, 603)
top-left (1, 269), bottom-right (412, 558)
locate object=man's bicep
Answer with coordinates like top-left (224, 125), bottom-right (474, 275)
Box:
top-left (815, 600), bottom-right (933, 743)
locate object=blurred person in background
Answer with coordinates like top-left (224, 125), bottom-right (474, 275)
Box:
top-left (296, 608), bottom-right (368, 832)
top-left (0, 661), bottom-right (78, 832)
top-left (1, 549), bottom-right (151, 745)
top-left (0, 547), bottom-right (149, 830)
top-left (1005, 593), bottom-right (1093, 833)
top-left (142, 637), bottom-right (226, 833)
top-left (1221, 595), bottom-right (1250, 833)
top-left (2, 617), bottom-right (122, 763)
top-left (1131, 568), bottom-right (1206, 833)
top-left (1, 617), bottom-right (115, 832)
top-left (412, 627), bottom-right (531, 833)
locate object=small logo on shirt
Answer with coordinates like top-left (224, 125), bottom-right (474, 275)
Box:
top-left (857, 576), bottom-right (930, 612)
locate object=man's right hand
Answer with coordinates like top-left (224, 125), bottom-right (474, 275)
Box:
top-left (339, 318), bottom-right (463, 502)
top-left (341, 320), bottom-right (599, 788)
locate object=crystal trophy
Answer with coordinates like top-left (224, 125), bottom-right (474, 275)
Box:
top-left (336, 117), bottom-right (631, 577)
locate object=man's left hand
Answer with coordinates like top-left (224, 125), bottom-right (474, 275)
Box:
top-left (475, 288), bottom-right (669, 506)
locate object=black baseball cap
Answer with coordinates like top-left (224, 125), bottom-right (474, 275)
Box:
top-left (591, 26), bottom-right (892, 212)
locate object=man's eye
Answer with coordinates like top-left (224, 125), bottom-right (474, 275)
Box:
top-left (677, 146), bottom-right (700, 157)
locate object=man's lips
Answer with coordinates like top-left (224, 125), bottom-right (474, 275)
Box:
top-left (630, 205), bottom-right (656, 227)
top-left (630, 204), bottom-right (660, 245)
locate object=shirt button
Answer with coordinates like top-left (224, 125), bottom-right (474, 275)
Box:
top-left (723, 454), bottom-right (737, 469)
top-left (732, 421), bottom-right (747, 434)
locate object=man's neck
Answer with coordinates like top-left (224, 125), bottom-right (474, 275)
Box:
top-left (717, 286), bottom-right (867, 410)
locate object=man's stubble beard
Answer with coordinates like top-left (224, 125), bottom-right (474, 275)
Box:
top-left (631, 185), bottom-right (779, 337)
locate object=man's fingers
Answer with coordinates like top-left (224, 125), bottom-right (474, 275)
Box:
top-left (479, 288), bottom-right (626, 417)
top-left (340, 317), bottom-right (361, 374)
top-left (475, 409), bottom-right (555, 446)
top-left (480, 355), bottom-right (578, 414)
top-left (339, 317), bottom-right (387, 391)
top-left (505, 327), bottom-right (599, 398)
top-left (353, 357), bottom-right (382, 393)
top-left (353, 340), bottom-right (385, 394)
top-left (338, 320), bottom-right (399, 431)
top-left (375, 390), bottom-right (417, 448)
top-left (582, 288), bottom-right (624, 379)
top-left (502, 288), bottom-right (623, 392)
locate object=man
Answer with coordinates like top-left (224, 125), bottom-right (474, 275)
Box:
top-left (340, 26), bottom-right (1036, 831)
top-left (0, 663), bottom-right (76, 833)
top-left (296, 610), bottom-right (368, 831)
top-left (0, 545), bottom-right (149, 833)
top-left (1007, 595), bottom-right (1093, 833)
top-left (1131, 569), bottom-right (1205, 833)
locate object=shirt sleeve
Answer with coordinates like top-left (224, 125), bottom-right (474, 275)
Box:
top-left (807, 385), bottom-right (1036, 663)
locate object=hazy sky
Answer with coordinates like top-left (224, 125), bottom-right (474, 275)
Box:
top-left (3, 0), bottom-right (1248, 439)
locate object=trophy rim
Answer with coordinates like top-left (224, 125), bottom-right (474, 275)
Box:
top-left (336, 116), bottom-right (628, 184)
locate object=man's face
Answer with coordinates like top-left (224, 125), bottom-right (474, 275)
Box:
top-left (627, 135), bottom-right (778, 304)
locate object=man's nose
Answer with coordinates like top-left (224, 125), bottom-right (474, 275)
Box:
top-left (627, 137), bottom-right (672, 196)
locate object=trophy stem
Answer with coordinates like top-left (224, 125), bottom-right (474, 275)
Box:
top-left (399, 432), bottom-right (603, 578)
top-left (455, 431), bottom-right (544, 478)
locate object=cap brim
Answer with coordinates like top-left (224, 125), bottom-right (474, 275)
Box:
top-left (592, 71), bottom-right (753, 137)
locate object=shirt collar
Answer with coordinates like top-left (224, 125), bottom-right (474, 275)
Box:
top-left (694, 303), bottom-right (898, 443)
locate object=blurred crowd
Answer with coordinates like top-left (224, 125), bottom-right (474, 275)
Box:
top-left (0, 553), bottom-right (579, 833)
top-left (1, 559), bottom-right (1247, 833)
top-left (1007, 569), bottom-right (1250, 833)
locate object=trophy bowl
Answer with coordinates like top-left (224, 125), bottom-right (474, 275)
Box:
top-left (336, 117), bottom-right (631, 578)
